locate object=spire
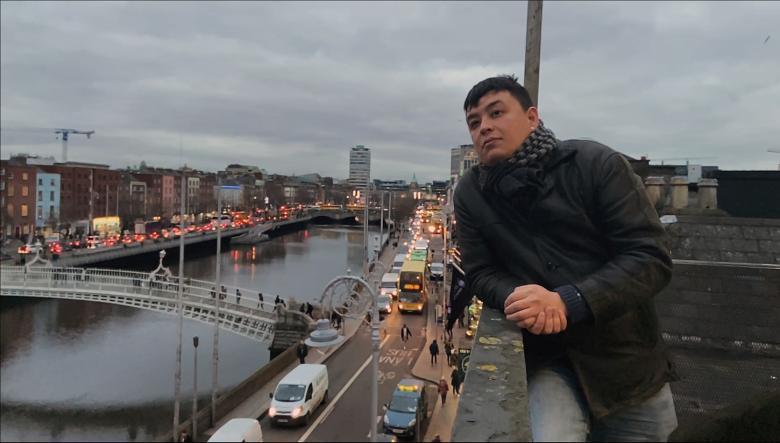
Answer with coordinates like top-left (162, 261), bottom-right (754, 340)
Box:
top-left (412, 172), bottom-right (417, 184)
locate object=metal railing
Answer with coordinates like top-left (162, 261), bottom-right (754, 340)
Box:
top-left (0, 265), bottom-right (303, 343)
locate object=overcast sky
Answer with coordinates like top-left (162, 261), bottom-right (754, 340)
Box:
top-left (1, 1), bottom-right (778, 182)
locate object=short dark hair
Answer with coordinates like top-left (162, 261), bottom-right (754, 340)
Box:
top-left (463, 75), bottom-right (534, 112)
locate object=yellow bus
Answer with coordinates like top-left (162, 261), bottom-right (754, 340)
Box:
top-left (398, 260), bottom-right (427, 313)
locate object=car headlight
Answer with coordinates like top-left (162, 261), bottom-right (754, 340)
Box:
top-left (408, 418), bottom-right (416, 427)
top-left (291, 406), bottom-right (303, 419)
top-left (383, 415), bottom-right (390, 425)
top-left (268, 406), bottom-right (277, 417)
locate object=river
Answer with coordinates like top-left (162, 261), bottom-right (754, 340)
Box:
top-left (0, 226), bottom-right (385, 442)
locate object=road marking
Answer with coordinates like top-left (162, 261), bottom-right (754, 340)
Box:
top-left (367, 415), bottom-right (382, 438)
top-left (298, 335), bottom-right (391, 442)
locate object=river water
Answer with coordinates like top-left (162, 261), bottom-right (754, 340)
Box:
top-left (0, 226), bottom-right (385, 442)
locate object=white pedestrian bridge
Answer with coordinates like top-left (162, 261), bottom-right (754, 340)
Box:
top-left (0, 255), bottom-right (306, 343)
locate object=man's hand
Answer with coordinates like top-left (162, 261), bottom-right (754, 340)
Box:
top-left (504, 284), bottom-right (568, 335)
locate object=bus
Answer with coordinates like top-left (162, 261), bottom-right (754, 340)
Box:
top-left (409, 250), bottom-right (427, 262)
top-left (398, 260), bottom-right (427, 313)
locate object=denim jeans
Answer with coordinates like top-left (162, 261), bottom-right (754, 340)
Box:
top-left (528, 363), bottom-right (678, 442)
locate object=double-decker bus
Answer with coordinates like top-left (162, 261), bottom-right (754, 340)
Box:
top-left (409, 250), bottom-right (427, 262)
top-left (398, 260), bottom-right (427, 313)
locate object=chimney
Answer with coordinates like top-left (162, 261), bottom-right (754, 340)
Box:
top-left (644, 176), bottom-right (666, 209)
top-left (670, 176), bottom-right (689, 209)
top-left (697, 178), bottom-right (718, 209)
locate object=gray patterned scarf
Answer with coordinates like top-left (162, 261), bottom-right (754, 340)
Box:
top-left (477, 122), bottom-right (558, 195)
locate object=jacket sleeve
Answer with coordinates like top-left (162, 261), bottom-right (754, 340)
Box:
top-left (574, 152), bottom-right (673, 325)
top-left (454, 176), bottom-right (524, 310)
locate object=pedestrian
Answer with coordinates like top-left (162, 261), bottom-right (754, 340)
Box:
top-left (210, 286), bottom-right (216, 299)
top-left (178, 429), bottom-right (192, 443)
top-left (306, 302), bottom-right (314, 318)
top-left (220, 285), bottom-right (227, 300)
top-left (444, 341), bottom-right (453, 367)
top-left (451, 368), bottom-right (462, 396)
top-left (400, 323), bottom-right (411, 344)
top-left (331, 310), bottom-right (339, 328)
top-left (258, 292), bottom-right (264, 310)
top-left (456, 75), bottom-right (677, 441)
top-left (235, 288), bottom-right (241, 306)
top-left (429, 339), bottom-right (440, 365)
top-left (445, 322), bottom-right (454, 341)
top-left (296, 339), bottom-right (308, 364)
top-left (458, 310), bottom-right (465, 328)
top-left (438, 378), bottom-right (449, 405)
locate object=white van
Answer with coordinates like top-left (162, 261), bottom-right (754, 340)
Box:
top-left (380, 272), bottom-right (399, 300)
top-left (392, 254), bottom-right (407, 270)
top-left (269, 364), bottom-right (329, 426)
top-left (413, 239), bottom-right (428, 251)
top-left (208, 418), bottom-right (263, 442)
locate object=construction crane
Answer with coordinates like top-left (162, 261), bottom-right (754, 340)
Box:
top-left (54, 128), bottom-right (94, 162)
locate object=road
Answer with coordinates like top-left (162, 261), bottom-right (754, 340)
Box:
top-left (258, 217), bottom-right (445, 442)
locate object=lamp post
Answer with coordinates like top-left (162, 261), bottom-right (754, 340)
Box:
top-left (172, 171), bottom-right (187, 439)
top-left (306, 265), bottom-right (384, 443)
top-left (192, 336), bottom-right (200, 440)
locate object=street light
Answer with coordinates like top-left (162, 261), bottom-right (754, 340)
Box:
top-left (192, 336), bottom-right (200, 441)
top-left (306, 266), bottom-right (383, 443)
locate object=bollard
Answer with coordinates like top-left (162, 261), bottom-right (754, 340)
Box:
top-left (644, 176), bottom-right (667, 210)
top-left (698, 178), bottom-right (718, 209)
top-left (670, 176), bottom-right (689, 209)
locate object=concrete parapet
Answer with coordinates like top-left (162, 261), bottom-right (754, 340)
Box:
top-left (452, 308), bottom-right (531, 442)
top-left (671, 176), bottom-right (689, 209)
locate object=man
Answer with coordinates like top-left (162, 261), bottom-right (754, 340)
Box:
top-left (296, 339), bottom-right (308, 364)
top-left (235, 288), bottom-right (241, 306)
top-left (306, 302), bottom-right (314, 317)
top-left (400, 323), bottom-right (412, 343)
top-left (429, 339), bottom-right (440, 365)
top-left (258, 291), bottom-right (264, 310)
top-left (455, 75), bottom-right (677, 441)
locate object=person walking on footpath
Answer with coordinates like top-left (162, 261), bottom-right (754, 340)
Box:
top-left (444, 341), bottom-right (453, 367)
top-left (296, 339), bottom-right (308, 364)
top-left (451, 368), bottom-right (462, 396)
top-left (456, 75), bottom-right (677, 441)
top-left (429, 339), bottom-right (440, 365)
top-left (235, 288), bottom-right (241, 306)
top-left (438, 378), bottom-right (449, 405)
top-left (258, 292), bottom-right (264, 310)
top-left (306, 302), bottom-right (314, 318)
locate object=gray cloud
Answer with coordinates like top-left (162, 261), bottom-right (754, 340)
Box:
top-left (2, 1), bottom-right (779, 182)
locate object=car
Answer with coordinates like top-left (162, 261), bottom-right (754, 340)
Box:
top-left (382, 379), bottom-right (428, 439)
top-left (17, 243), bottom-right (43, 255)
top-left (208, 418), bottom-right (263, 442)
top-left (378, 293), bottom-right (393, 314)
top-left (428, 263), bottom-right (444, 281)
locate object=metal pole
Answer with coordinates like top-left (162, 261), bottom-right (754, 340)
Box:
top-left (193, 336), bottom-right (199, 441)
top-left (379, 192), bottom-right (384, 251)
top-left (88, 169), bottom-right (93, 236)
top-left (524, 0), bottom-right (543, 107)
top-left (369, 284), bottom-right (380, 443)
top-left (363, 179), bottom-right (369, 277)
top-left (211, 177), bottom-right (222, 426)
top-left (173, 171), bottom-right (186, 439)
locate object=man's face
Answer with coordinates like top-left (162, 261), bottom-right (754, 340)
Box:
top-left (465, 90), bottom-right (539, 166)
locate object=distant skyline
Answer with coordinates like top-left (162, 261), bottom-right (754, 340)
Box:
top-left (2, 2), bottom-right (779, 182)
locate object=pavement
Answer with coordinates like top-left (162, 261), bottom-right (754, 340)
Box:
top-left (409, 242), bottom-right (469, 443)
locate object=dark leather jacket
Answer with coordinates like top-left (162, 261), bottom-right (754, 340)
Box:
top-left (454, 139), bottom-right (676, 418)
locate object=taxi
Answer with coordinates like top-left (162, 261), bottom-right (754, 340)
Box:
top-left (382, 379), bottom-right (428, 439)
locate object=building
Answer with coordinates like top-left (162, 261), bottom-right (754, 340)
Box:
top-left (35, 171), bottom-right (61, 231)
top-left (225, 164), bottom-right (261, 176)
top-left (348, 145), bottom-right (371, 187)
top-left (374, 179), bottom-right (409, 192)
top-left (187, 176), bottom-right (200, 214)
top-left (451, 144), bottom-right (474, 180)
top-left (0, 160), bottom-right (38, 239)
top-left (161, 174), bottom-right (175, 218)
top-left (460, 149), bottom-right (479, 176)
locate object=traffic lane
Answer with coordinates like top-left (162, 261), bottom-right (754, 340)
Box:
top-left (307, 305), bottom-right (429, 441)
top-left (259, 325), bottom-right (374, 442)
top-left (306, 335), bottom-right (428, 442)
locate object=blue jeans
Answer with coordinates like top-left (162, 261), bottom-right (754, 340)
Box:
top-left (528, 363), bottom-right (678, 442)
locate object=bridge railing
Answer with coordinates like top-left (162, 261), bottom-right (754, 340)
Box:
top-left (0, 266), bottom-right (279, 321)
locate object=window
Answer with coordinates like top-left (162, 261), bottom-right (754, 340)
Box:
top-left (21, 204), bottom-right (28, 217)
top-left (50, 191), bottom-right (55, 201)
top-left (50, 205), bottom-right (54, 215)
top-left (22, 172), bottom-right (28, 180)
top-left (37, 206), bottom-right (43, 219)
top-left (7, 204), bottom-right (13, 217)
top-left (38, 178), bottom-right (43, 185)
top-left (22, 186), bottom-right (28, 197)
top-left (38, 191), bottom-right (43, 201)
top-left (50, 179), bottom-right (55, 186)
top-left (8, 185), bottom-right (13, 197)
